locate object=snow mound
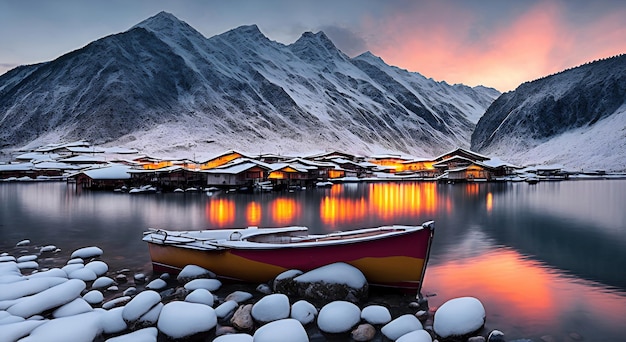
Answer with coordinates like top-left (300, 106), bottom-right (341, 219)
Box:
top-left (251, 293), bottom-right (290, 323)
top-left (183, 278), bottom-right (222, 291)
top-left (381, 314), bottom-right (424, 340)
top-left (157, 301), bottom-right (217, 339)
top-left (294, 262), bottom-right (366, 288)
top-left (122, 290), bottom-right (162, 323)
top-left (433, 296), bottom-right (486, 338)
top-left (253, 318), bottom-right (308, 342)
top-left (290, 300), bottom-right (318, 325)
top-left (185, 288), bottom-right (215, 306)
top-left (361, 305), bottom-right (392, 325)
top-left (104, 327), bottom-right (158, 342)
top-left (70, 246), bottom-right (103, 259)
top-left (317, 300), bottom-right (361, 333)
top-left (397, 329), bottom-right (433, 342)
top-left (177, 264), bottom-right (216, 283)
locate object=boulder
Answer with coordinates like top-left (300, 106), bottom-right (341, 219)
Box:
top-left (351, 323), bottom-right (376, 341)
top-left (317, 300), bottom-right (361, 334)
top-left (177, 264), bottom-right (216, 283)
top-left (433, 297), bottom-right (486, 339)
top-left (231, 303), bottom-right (254, 331)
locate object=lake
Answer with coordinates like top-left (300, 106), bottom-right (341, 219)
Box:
top-left (1, 180), bottom-right (625, 341)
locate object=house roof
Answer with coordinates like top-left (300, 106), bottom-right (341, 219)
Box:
top-left (434, 148), bottom-right (490, 162)
top-left (72, 164), bottom-right (131, 180)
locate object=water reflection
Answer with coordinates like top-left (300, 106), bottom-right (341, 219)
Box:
top-left (2, 180), bottom-right (626, 340)
top-left (425, 247), bottom-right (626, 340)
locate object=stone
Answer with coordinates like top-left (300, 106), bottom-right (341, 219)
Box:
top-left (381, 314), bottom-right (423, 341)
top-left (225, 290), bottom-right (253, 303)
top-left (351, 323), bottom-right (376, 341)
top-left (317, 301), bottom-right (361, 334)
top-left (285, 263), bottom-right (368, 304)
top-left (290, 300), bottom-right (318, 325)
top-left (231, 304), bottom-right (254, 331)
top-left (468, 336), bottom-right (486, 342)
top-left (488, 330), bottom-right (506, 342)
top-left (433, 297), bottom-right (486, 339)
top-left (251, 294), bottom-right (290, 324)
top-left (177, 265), bottom-right (216, 283)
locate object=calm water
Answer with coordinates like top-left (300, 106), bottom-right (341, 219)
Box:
top-left (1, 180), bottom-right (626, 341)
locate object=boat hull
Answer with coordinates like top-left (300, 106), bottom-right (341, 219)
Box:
top-left (145, 223), bottom-right (434, 291)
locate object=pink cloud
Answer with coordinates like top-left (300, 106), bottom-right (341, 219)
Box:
top-left (362, 2), bottom-right (626, 92)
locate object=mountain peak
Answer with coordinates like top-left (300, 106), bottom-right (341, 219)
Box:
top-left (290, 31), bottom-right (347, 63)
top-left (133, 11), bottom-right (182, 32)
top-left (219, 24), bottom-right (269, 43)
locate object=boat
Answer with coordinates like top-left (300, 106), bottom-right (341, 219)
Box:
top-left (142, 221), bottom-right (435, 292)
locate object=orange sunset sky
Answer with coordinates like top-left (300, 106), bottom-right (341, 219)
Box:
top-left (1, 0), bottom-right (625, 91)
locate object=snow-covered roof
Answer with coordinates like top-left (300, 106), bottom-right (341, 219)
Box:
top-left (75, 164), bottom-right (131, 180)
top-left (32, 161), bottom-right (82, 170)
top-left (0, 162), bottom-right (34, 172)
top-left (60, 155), bottom-right (107, 163)
top-left (482, 157), bottom-right (521, 169)
top-left (15, 152), bottom-right (61, 161)
top-left (203, 162), bottom-right (266, 175)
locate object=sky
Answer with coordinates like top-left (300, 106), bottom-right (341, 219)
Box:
top-left (0, 0), bottom-right (625, 92)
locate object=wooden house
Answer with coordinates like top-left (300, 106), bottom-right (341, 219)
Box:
top-left (203, 160), bottom-right (270, 188)
top-left (71, 164), bottom-right (131, 189)
top-left (447, 163), bottom-right (495, 182)
top-left (199, 150), bottom-right (251, 170)
top-left (367, 154), bottom-right (414, 173)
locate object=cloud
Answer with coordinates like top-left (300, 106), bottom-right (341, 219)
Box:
top-left (317, 25), bottom-right (368, 57)
top-left (358, 1), bottom-right (626, 91)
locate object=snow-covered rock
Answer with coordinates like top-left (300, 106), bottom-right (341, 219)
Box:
top-left (83, 290), bottom-right (104, 305)
top-left (176, 264), bottom-right (216, 283)
top-left (224, 290), bottom-right (253, 303)
top-left (290, 300), bottom-right (318, 325)
top-left (145, 278), bottom-right (167, 290)
top-left (253, 318), bottom-right (308, 342)
top-left (68, 267), bottom-right (97, 281)
top-left (397, 329), bottom-right (433, 342)
top-left (17, 311), bottom-right (103, 342)
top-left (381, 314), bottom-right (424, 340)
top-left (251, 293), bottom-right (290, 324)
top-left (433, 297), bottom-right (486, 338)
top-left (213, 333), bottom-right (253, 342)
top-left (70, 246), bottom-right (103, 259)
top-left (0, 320), bottom-right (46, 341)
top-left (157, 301), bottom-right (217, 339)
top-left (104, 327), bottom-right (158, 342)
top-left (101, 307), bottom-right (128, 334)
top-left (215, 300), bottom-right (238, 319)
top-left (84, 260), bottom-right (108, 276)
top-left (0, 276), bottom-right (66, 301)
top-left (52, 298), bottom-right (93, 318)
top-left (92, 276), bottom-right (115, 289)
top-left (317, 300), bottom-right (361, 334)
top-left (6, 278), bottom-right (86, 318)
top-left (184, 278), bottom-right (222, 291)
top-left (122, 290), bottom-right (161, 323)
top-left (185, 288), bottom-right (215, 306)
top-left (361, 305), bottom-right (392, 325)
top-left (284, 262), bottom-right (368, 303)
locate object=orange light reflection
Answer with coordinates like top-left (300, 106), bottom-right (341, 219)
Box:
top-left (486, 192), bottom-right (493, 212)
top-left (246, 202), bottom-right (262, 226)
top-left (271, 198), bottom-right (299, 225)
top-left (206, 199), bottom-right (235, 227)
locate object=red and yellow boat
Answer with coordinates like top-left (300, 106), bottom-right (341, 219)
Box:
top-left (142, 221), bottom-right (434, 292)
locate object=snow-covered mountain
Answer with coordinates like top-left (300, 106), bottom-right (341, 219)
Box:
top-left (471, 54), bottom-right (626, 171)
top-left (0, 12), bottom-right (498, 157)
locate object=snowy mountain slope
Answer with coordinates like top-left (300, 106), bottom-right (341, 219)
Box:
top-left (494, 103), bottom-right (626, 172)
top-left (0, 11), bottom-right (499, 157)
top-left (471, 54), bottom-right (626, 171)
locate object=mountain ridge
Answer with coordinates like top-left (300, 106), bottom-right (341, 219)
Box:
top-left (0, 11), bottom-right (499, 157)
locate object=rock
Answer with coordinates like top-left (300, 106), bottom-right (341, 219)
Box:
top-left (16, 240), bottom-right (31, 247)
top-left (83, 290), bottom-right (105, 305)
top-left (68, 267), bottom-right (97, 281)
top-left (100, 307), bottom-right (128, 334)
top-left (16, 255), bottom-right (37, 263)
top-left (290, 299), bottom-right (318, 325)
top-left (7, 278), bottom-right (86, 318)
top-left (397, 329), bottom-right (433, 342)
top-left (122, 287), bottom-right (137, 296)
top-left (253, 318), bottom-right (308, 342)
top-left (184, 278), bottom-right (222, 291)
top-left (361, 305), bottom-right (392, 325)
top-left (488, 330), bottom-right (506, 342)
top-left (102, 296), bottom-right (131, 310)
top-left (159, 273), bottom-right (170, 280)
top-left (122, 290), bottom-right (162, 323)
top-left (84, 260), bottom-right (108, 276)
top-left (272, 269), bottom-right (303, 293)
top-left (134, 273), bottom-right (146, 283)
top-left (70, 246), bottom-right (103, 259)
top-left (215, 324), bottom-right (238, 336)
top-left (157, 301), bottom-right (217, 339)
top-left (317, 300), bottom-right (361, 334)
top-left (177, 264), bottom-right (216, 283)
top-left (52, 298), bottom-right (93, 318)
top-left (92, 276), bottom-right (115, 289)
top-left (145, 278), bottom-right (167, 290)
top-left (256, 283), bottom-right (272, 294)
top-left (135, 302), bottom-right (163, 329)
top-left (251, 293), bottom-right (290, 324)
top-left (231, 303), bottom-right (254, 331)
top-left (185, 288), bottom-right (214, 306)
top-left (18, 311), bottom-right (102, 341)
top-left (115, 274), bottom-right (128, 283)
top-left (104, 327), bottom-right (158, 342)
top-left (381, 314), bottom-right (423, 340)
top-left (215, 300), bottom-right (239, 319)
top-left (351, 323), bottom-right (376, 341)
top-left (225, 290), bottom-right (253, 303)
top-left (433, 297), bottom-right (486, 339)
top-left (288, 263), bottom-right (368, 304)
top-left (214, 333), bottom-right (254, 341)
top-left (468, 336), bottom-right (486, 342)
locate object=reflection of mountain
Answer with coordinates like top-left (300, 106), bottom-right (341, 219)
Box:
top-left (485, 211), bottom-right (626, 290)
